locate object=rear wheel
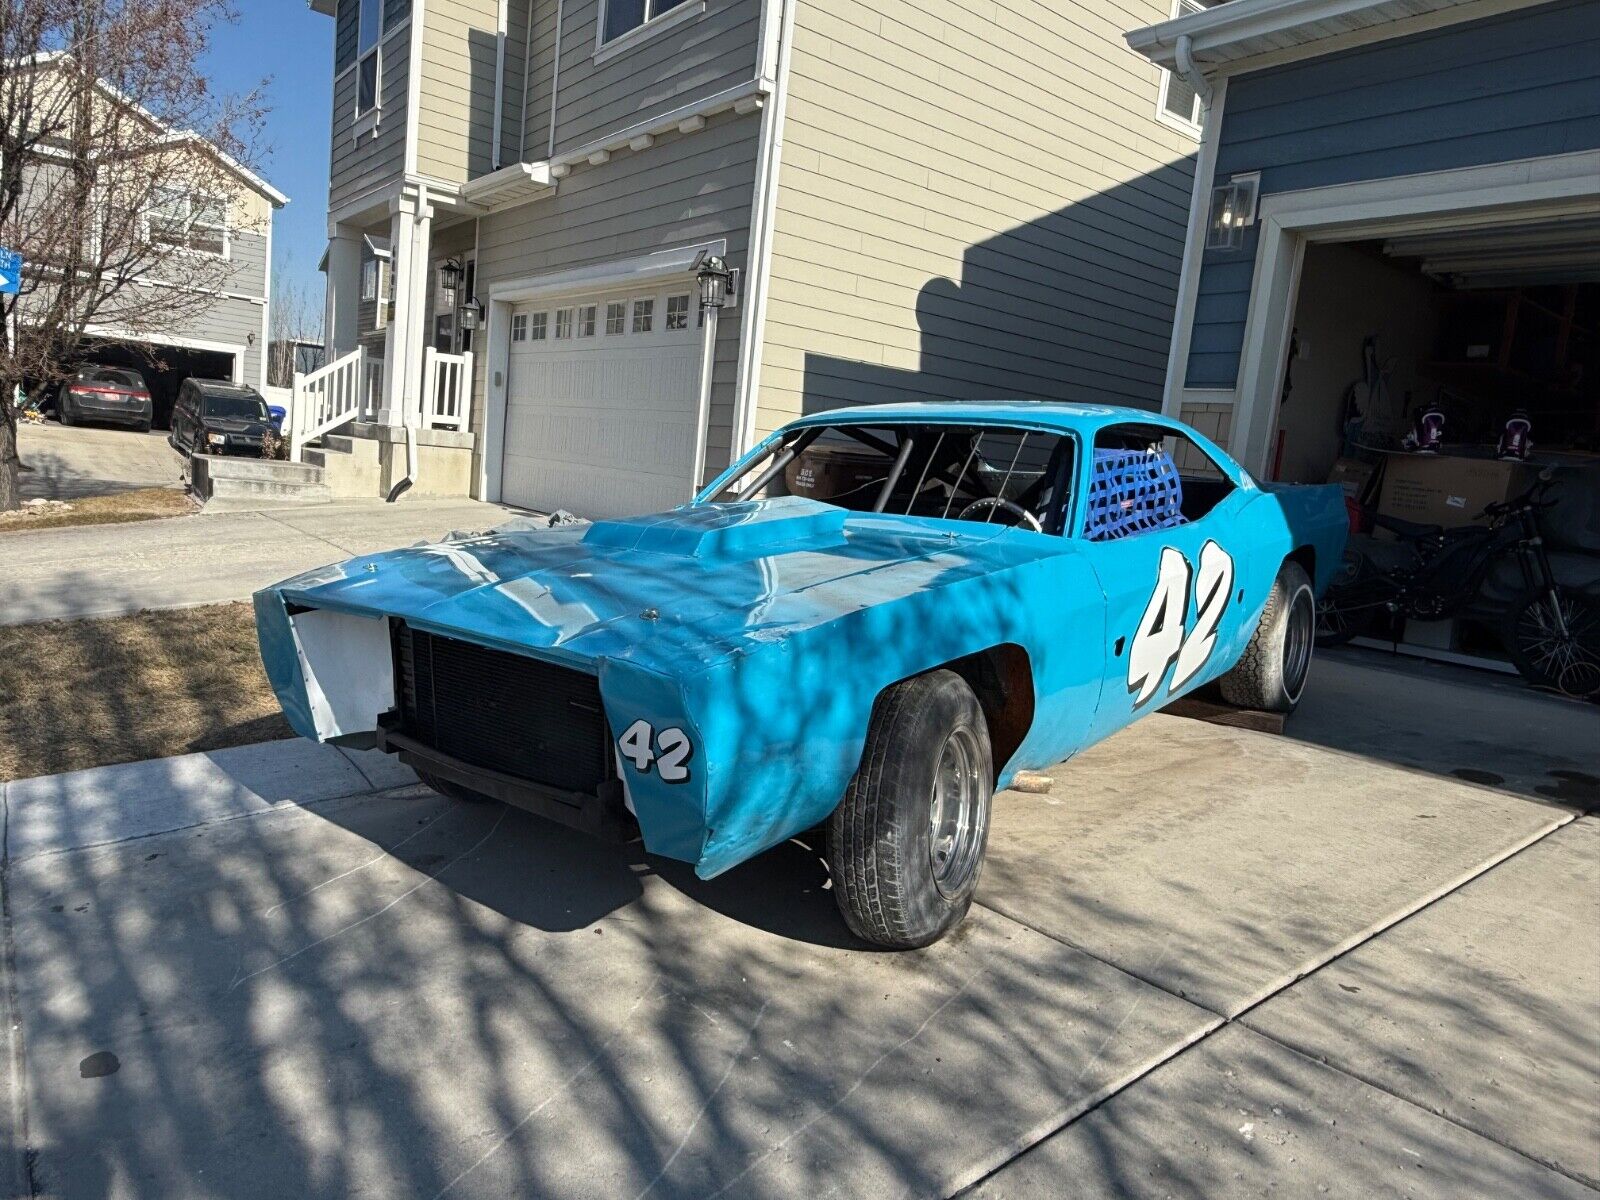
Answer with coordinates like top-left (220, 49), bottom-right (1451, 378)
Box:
top-left (826, 670), bottom-right (993, 949)
top-left (415, 769), bottom-right (496, 804)
top-left (1503, 588), bottom-right (1600, 699)
top-left (58, 394), bottom-right (74, 426)
top-left (1220, 561), bottom-right (1315, 713)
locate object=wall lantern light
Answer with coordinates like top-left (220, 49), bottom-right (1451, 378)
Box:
top-left (1206, 171), bottom-right (1260, 252)
top-left (458, 296), bottom-right (484, 331)
top-left (437, 258), bottom-right (465, 291)
top-left (694, 251), bottom-right (736, 310)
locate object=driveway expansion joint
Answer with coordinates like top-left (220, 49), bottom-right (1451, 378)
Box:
top-left (1, 782), bottom-right (40, 1198)
top-left (956, 809), bottom-right (1582, 1197)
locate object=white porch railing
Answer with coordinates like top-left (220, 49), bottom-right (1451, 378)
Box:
top-left (422, 347), bottom-right (471, 431)
top-left (290, 347), bottom-right (368, 461)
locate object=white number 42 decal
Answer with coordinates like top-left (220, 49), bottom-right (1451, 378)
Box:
top-left (617, 719), bottom-right (694, 783)
top-left (1127, 541), bottom-right (1235, 707)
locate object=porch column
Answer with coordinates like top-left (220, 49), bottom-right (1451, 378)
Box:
top-left (323, 224), bottom-right (363, 358)
top-left (379, 182), bottom-right (434, 427)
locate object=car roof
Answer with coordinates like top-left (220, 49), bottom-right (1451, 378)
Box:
top-left (192, 380), bottom-right (262, 396)
top-left (783, 400), bottom-right (1185, 438)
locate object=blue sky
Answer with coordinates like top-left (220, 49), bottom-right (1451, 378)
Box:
top-left (202, 3), bottom-right (333, 330)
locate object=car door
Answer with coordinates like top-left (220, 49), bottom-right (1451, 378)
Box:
top-left (173, 385), bottom-right (195, 449)
top-left (1077, 422), bottom-right (1258, 742)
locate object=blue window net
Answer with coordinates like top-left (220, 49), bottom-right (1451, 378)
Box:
top-left (1084, 447), bottom-right (1188, 540)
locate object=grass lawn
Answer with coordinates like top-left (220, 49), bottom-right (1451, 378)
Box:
top-left (0, 602), bottom-right (292, 782)
top-left (0, 487), bottom-right (196, 532)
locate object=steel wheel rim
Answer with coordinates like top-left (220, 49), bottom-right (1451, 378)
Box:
top-left (929, 726), bottom-right (986, 898)
top-left (1284, 586), bottom-right (1315, 702)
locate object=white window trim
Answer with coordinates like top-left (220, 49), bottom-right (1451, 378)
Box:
top-left (1154, 0), bottom-right (1206, 139)
top-left (333, 17), bottom-right (409, 83)
top-left (593, 0), bottom-right (707, 66)
top-left (144, 189), bottom-right (231, 261)
top-left (362, 258), bottom-right (379, 301)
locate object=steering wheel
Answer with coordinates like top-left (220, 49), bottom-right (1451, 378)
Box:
top-left (958, 496), bottom-right (1043, 532)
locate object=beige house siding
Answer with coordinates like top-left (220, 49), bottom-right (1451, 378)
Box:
top-left (416, 0), bottom-right (500, 184)
top-left (549, 0), bottom-right (762, 156)
top-left (1180, 400), bottom-right (1234, 453)
top-left (471, 109), bottom-right (759, 486)
top-left (329, 21), bottom-right (412, 212)
top-left (755, 0), bottom-right (1200, 439)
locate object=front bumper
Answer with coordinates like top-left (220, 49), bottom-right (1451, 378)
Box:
top-left (375, 710), bottom-right (638, 841)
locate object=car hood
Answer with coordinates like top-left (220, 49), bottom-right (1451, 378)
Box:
top-left (268, 497), bottom-right (1068, 676)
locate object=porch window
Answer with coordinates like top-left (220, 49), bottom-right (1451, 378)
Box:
top-left (146, 188), bottom-right (228, 257)
top-left (606, 301), bottom-right (626, 335)
top-left (362, 259), bottom-right (379, 301)
top-left (631, 297), bottom-right (654, 334)
top-left (601, 0), bottom-right (691, 46)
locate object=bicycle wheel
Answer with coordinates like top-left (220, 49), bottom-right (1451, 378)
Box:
top-left (1502, 588), bottom-right (1600, 699)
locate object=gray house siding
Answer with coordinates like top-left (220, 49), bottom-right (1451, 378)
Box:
top-left (329, 21), bottom-right (412, 213)
top-left (756, 0), bottom-right (1198, 438)
top-left (473, 109), bottom-right (759, 481)
top-left (549, 0), bottom-right (761, 156)
top-left (1186, 0), bottom-right (1600, 389)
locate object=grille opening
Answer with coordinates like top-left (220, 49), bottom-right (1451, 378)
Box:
top-left (391, 622), bottom-right (611, 798)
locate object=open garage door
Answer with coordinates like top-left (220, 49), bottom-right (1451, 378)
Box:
top-left (75, 339), bottom-right (237, 429)
top-left (500, 284), bottom-right (702, 518)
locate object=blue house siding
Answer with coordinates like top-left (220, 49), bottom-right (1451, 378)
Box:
top-left (1186, 0), bottom-right (1600, 390)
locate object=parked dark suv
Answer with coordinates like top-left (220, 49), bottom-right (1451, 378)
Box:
top-left (170, 379), bottom-right (274, 458)
top-left (57, 366), bottom-right (154, 431)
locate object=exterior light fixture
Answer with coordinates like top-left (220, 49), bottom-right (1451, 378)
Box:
top-left (694, 251), bottom-right (736, 310)
top-left (437, 258), bottom-right (465, 291)
top-left (458, 296), bottom-right (484, 331)
top-left (1206, 171), bottom-right (1260, 252)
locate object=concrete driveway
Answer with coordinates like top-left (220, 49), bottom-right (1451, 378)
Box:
top-left (1, 658), bottom-right (1595, 1199)
top-left (17, 421), bottom-right (182, 500)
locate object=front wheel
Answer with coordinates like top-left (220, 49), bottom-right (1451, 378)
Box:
top-left (1219, 560), bottom-right (1316, 713)
top-left (1502, 588), bottom-right (1600, 699)
top-left (827, 670), bottom-right (994, 949)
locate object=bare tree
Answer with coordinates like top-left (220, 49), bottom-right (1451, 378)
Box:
top-left (0, 0), bottom-right (266, 509)
top-left (267, 252), bottom-right (322, 388)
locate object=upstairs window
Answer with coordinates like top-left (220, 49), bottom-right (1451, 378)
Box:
top-left (146, 189), bottom-right (228, 257)
top-left (1156, 0), bottom-right (1218, 135)
top-left (601, 0), bottom-right (691, 46)
top-left (356, 0), bottom-right (382, 114)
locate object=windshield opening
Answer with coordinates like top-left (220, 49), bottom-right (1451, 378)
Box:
top-left (202, 393), bottom-right (269, 420)
top-left (709, 422), bottom-right (1075, 534)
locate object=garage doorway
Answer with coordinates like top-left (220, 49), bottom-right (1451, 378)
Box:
top-left (1244, 163), bottom-right (1599, 684)
top-left (74, 339), bottom-right (238, 429)
top-left (500, 283), bottom-right (702, 517)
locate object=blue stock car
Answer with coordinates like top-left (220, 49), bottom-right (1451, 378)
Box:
top-left (255, 402), bottom-right (1347, 947)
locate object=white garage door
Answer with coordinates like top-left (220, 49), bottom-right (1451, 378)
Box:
top-left (501, 284), bottom-right (702, 518)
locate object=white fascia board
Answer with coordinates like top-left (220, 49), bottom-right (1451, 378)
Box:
top-left (1129, 0), bottom-right (1446, 69)
top-left (486, 239), bottom-right (727, 303)
top-left (460, 160), bottom-right (554, 209)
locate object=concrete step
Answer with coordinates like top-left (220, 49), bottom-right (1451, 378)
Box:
top-left (192, 453), bottom-right (332, 507)
top-left (320, 433), bottom-right (357, 455)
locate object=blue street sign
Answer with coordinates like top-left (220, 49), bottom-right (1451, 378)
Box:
top-left (0, 247), bottom-right (20, 295)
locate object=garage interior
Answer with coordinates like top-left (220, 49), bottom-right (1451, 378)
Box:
top-left (71, 338), bottom-right (237, 428)
top-left (1272, 214), bottom-right (1599, 681)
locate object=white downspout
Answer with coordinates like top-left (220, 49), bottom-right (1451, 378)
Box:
top-left (491, 0), bottom-right (509, 168)
top-left (546, 0), bottom-right (566, 159)
top-left (1175, 33), bottom-right (1212, 106)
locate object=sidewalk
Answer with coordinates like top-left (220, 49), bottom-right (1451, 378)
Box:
top-left (0, 498), bottom-right (517, 626)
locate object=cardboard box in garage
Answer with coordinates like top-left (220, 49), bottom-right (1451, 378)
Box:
top-left (1377, 452), bottom-right (1533, 528)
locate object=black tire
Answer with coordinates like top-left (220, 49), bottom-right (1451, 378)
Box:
top-left (137, 417), bottom-right (152, 433)
top-left (58, 394), bottom-right (74, 426)
top-left (415, 769), bottom-right (496, 804)
top-left (1502, 587), bottom-right (1600, 699)
top-left (1220, 560), bottom-right (1316, 714)
top-left (826, 670), bottom-right (994, 949)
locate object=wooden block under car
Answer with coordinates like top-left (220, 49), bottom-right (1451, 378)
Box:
top-left (1161, 694), bottom-right (1287, 735)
